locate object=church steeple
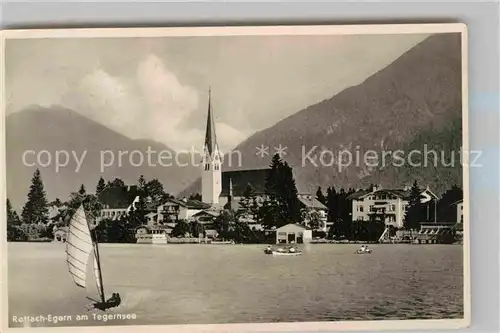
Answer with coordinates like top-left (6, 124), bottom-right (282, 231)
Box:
top-left (204, 87), bottom-right (218, 155)
top-left (201, 87), bottom-right (222, 205)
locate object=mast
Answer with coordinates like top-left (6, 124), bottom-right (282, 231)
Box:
top-left (82, 200), bottom-right (106, 304)
top-left (92, 238), bottom-right (106, 303)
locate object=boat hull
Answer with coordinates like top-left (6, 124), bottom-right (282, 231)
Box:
top-left (271, 251), bottom-right (302, 256)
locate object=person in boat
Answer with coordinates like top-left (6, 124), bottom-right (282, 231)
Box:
top-left (359, 245), bottom-right (366, 253)
top-left (265, 245), bottom-right (272, 254)
top-left (289, 246), bottom-right (296, 253)
top-left (93, 293), bottom-right (121, 310)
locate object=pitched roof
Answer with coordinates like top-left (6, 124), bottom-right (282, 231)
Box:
top-left (347, 187), bottom-right (438, 201)
top-left (298, 196), bottom-right (327, 210)
top-left (192, 210), bottom-right (219, 217)
top-left (220, 169), bottom-right (269, 197)
top-left (346, 189), bottom-right (371, 200)
top-left (204, 88), bottom-right (218, 155)
top-left (276, 223), bottom-right (312, 231)
top-left (98, 186), bottom-right (139, 209)
top-left (168, 198), bottom-right (211, 210)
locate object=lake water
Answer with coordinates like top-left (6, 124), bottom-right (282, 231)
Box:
top-left (7, 242), bottom-right (464, 327)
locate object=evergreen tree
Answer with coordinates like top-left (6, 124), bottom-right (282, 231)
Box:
top-left (404, 180), bottom-right (425, 231)
top-left (138, 175), bottom-right (147, 192)
top-left (237, 184), bottom-right (254, 219)
top-left (326, 186), bottom-right (338, 222)
top-left (7, 199), bottom-right (21, 226)
top-left (188, 193), bottom-right (202, 201)
top-left (78, 184), bottom-right (86, 195)
top-left (437, 184), bottom-right (463, 222)
top-left (21, 169), bottom-right (49, 224)
top-left (96, 177), bottom-right (106, 195)
top-left (50, 198), bottom-right (63, 207)
top-left (262, 154), bottom-right (301, 228)
top-left (109, 178), bottom-right (126, 189)
top-left (316, 186), bottom-right (326, 205)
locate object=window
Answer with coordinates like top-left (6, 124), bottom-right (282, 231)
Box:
top-left (391, 205), bottom-right (396, 211)
top-left (215, 164), bottom-right (219, 170)
top-left (204, 164), bottom-right (210, 171)
top-left (359, 205), bottom-right (364, 212)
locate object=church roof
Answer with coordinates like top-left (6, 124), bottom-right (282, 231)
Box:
top-left (220, 169), bottom-right (269, 197)
top-left (204, 88), bottom-right (218, 155)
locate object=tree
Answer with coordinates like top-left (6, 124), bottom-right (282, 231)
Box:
top-left (326, 186), bottom-right (338, 223)
top-left (188, 193), bottom-right (202, 201)
top-left (404, 180), bottom-right (425, 231)
top-left (146, 179), bottom-right (167, 206)
top-left (49, 198), bottom-right (63, 207)
top-left (190, 221), bottom-right (205, 238)
top-left (262, 154), bottom-right (302, 228)
top-left (7, 199), bottom-right (21, 226)
top-left (108, 178), bottom-right (126, 189)
top-left (213, 210), bottom-right (235, 238)
top-left (138, 175), bottom-right (147, 192)
top-left (96, 177), bottom-right (106, 195)
top-left (21, 169), bottom-right (49, 224)
top-left (303, 209), bottom-right (323, 231)
top-left (171, 220), bottom-right (191, 237)
top-left (437, 185), bottom-right (463, 222)
top-left (316, 187), bottom-right (326, 205)
top-left (237, 184), bottom-right (254, 219)
top-left (78, 184), bottom-right (86, 195)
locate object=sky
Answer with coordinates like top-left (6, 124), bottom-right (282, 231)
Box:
top-left (5, 33), bottom-right (429, 152)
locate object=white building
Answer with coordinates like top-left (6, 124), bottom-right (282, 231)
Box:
top-left (276, 223), bottom-right (313, 244)
top-left (348, 185), bottom-right (438, 228)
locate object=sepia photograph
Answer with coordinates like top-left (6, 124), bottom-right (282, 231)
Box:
top-left (1, 24), bottom-right (469, 332)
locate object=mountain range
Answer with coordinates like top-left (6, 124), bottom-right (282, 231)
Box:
top-left (5, 107), bottom-right (199, 210)
top-left (5, 33), bottom-right (463, 210)
top-left (182, 32), bottom-right (463, 197)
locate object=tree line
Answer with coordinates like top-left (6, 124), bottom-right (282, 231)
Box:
top-left (6, 168), bottom-right (172, 242)
top-left (7, 158), bottom-right (464, 243)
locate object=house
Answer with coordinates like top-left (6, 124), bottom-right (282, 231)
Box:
top-left (97, 185), bottom-right (140, 222)
top-left (275, 223), bottom-right (313, 244)
top-left (157, 198), bottom-right (212, 223)
top-left (53, 226), bottom-right (69, 243)
top-left (298, 194), bottom-right (328, 231)
top-left (347, 185), bottom-right (438, 228)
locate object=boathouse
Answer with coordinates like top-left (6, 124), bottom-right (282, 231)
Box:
top-left (275, 223), bottom-right (312, 244)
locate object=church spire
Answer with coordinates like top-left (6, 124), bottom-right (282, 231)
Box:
top-left (204, 87), bottom-right (218, 155)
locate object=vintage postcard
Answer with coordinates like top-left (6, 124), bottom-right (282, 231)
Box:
top-left (1, 24), bottom-right (469, 332)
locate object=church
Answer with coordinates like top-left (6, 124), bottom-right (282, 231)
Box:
top-left (198, 89), bottom-right (327, 228)
top-left (200, 89), bottom-right (268, 210)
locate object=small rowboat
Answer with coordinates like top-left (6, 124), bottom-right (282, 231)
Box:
top-left (355, 249), bottom-right (372, 254)
top-left (272, 251), bottom-right (302, 256)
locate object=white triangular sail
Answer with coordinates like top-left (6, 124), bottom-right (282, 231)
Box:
top-left (66, 205), bottom-right (94, 288)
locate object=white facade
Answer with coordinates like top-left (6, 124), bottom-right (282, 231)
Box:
top-left (276, 223), bottom-right (313, 244)
top-left (201, 146), bottom-right (222, 205)
top-left (350, 187), bottom-right (437, 228)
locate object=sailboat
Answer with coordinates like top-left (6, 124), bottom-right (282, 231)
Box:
top-left (65, 204), bottom-right (121, 311)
